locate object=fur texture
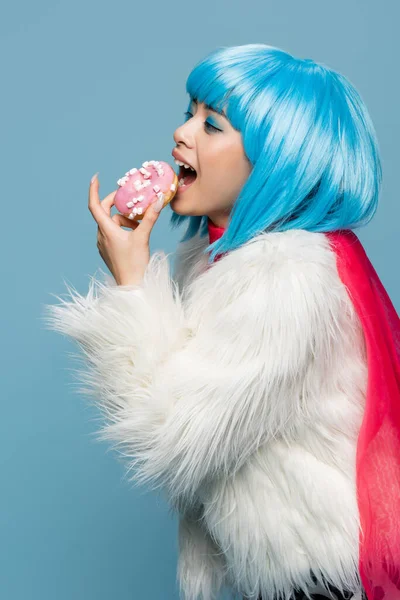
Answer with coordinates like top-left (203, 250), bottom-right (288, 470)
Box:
top-left (43, 228), bottom-right (368, 600)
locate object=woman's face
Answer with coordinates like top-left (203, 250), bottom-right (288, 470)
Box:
top-left (170, 99), bottom-right (252, 228)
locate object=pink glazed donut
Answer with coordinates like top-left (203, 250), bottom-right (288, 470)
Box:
top-left (114, 160), bottom-right (179, 221)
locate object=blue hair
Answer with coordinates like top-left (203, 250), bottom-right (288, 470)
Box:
top-left (169, 43), bottom-right (382, 265)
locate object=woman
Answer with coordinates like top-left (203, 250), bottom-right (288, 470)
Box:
top-left (44, 44), bottom-right (399, 600)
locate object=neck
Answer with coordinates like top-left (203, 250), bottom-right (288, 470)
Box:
top-left (207, 213), bottom-right (229, 229)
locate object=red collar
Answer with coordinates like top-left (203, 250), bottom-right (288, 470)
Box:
top-left (206, 217), bottom-right (227, 266)
top-left (207, 216), bottom-right (226, 245)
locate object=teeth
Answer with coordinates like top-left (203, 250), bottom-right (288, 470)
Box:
top-left (174, 158), bottom-right (195, 171)
top-left (174, 158), bottom-right (194, 171)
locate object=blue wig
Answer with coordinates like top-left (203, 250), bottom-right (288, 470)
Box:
top-left (169, 44), bottom-right (382, 265)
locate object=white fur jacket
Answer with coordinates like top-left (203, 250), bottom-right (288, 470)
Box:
top-left (44, 227), bottom-right (368, 600)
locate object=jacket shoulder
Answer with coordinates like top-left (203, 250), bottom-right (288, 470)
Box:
top-left (173, 228), bottom-right (346, 320)
top-left (182, 228), bottom-right (348, 338)
top-left (242, 228), bottom-right (338, 270)
top-left (190, 228), bottom-right (341, 293)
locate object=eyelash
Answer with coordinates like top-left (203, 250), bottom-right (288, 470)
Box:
top-left (183, 111), bottom-right (221, 133)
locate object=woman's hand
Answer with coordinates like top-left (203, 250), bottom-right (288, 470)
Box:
top-left (88, 173), bottom-right (164, 286)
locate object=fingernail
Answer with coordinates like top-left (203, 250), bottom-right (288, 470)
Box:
top-left (91, 172), bottom-right (99, 184)
top-left (153, 197), bottom-right (164, 213)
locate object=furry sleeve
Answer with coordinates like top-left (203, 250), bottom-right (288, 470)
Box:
top-left (43, 233), bottom-right (344, 510)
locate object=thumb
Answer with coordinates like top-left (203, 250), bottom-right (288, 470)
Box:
top-left (152, 195), bottom-right (165, 214)
top-left (145, 196), bottom-right (164, 220)
top-left (137, 196), bottom-right (163, 236)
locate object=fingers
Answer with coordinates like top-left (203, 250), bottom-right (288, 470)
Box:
top-left (111, 213), bottom-right (140, 230)
top-left (88, 176), bottom-right (118, 234)
top-left (101, 190), bottom-right (118, 217)
top-left (89, 175), bottom-right (159, 239)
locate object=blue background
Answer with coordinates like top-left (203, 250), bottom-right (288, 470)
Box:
top-left (1, 0), bottom-right (398, 598)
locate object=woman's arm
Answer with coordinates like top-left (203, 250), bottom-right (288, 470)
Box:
top-left (43, 234), bottom-right (343, 510)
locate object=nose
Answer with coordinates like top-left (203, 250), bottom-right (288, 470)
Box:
top-left (173, 117), bottom-right (196, 149)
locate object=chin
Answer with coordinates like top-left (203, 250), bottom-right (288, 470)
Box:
top-left (170, 204), bottom-right (189, 216)
top-left (170, 199), bottom-right (202, 217)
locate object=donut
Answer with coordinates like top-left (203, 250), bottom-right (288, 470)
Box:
top-left (114, 160), bottom-right (179, 221)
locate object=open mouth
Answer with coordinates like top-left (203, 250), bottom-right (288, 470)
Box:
top-left (178, 165), bottom-right (198, 190)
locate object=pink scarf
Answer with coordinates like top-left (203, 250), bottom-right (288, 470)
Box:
top-left (207, 218), bottom-right (400, 600)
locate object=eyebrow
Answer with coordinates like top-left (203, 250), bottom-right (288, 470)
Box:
top-left (192, 98), bottom-right (228, 119)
